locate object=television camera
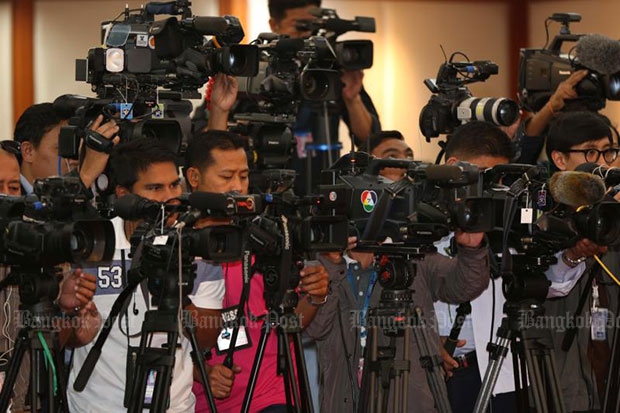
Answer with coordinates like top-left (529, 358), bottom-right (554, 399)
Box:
top-left (419, 53), bottom-right (520, 141)
top-left (518, 12), bottom-right (620, 113)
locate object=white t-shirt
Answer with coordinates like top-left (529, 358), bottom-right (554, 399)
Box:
top-left (67, 217), bottom-right (225, 412)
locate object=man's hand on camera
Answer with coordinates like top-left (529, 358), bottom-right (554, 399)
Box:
top-left (566, 238), bottom-right (607, 263)
top-left (454, 229), bottom-right (484, 249)
top-left (321, 236), bottom-right (359, 264)
top-left (79, 115), bottom-right (120, 188)
top-left (341, 70), bottom-right (364, 103)
top-left (207, 73), bottom-right (238, 131)
top-left (547, 69), bottom-right (588, 113)
top-left (299, 263), bottom-right (329, 301)
top-left (209, 363), bottom-right (242, 399)
top-left (59, 268), bottom-right (98, 315)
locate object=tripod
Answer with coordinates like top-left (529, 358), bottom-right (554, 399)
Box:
top-left (239, 290), bottom-right (313, 413)
top-left (0, 267), bottom-right (69, 413)
top-left (127, 296), bottom-right (215, 412)
top-left (359, 256), bottom-right (451, 413)
top-left (473, 300), bottom-right (566, 413)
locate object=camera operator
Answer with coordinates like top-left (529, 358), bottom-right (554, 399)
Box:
top-left (184, 130), bottom-right (329, 412)
top-left (432, 120), bottom-right (607, 413)
top-left (67, 138), bottom-right (224, 412)
top-left (542, 110), bottom-right (618, 412)
top-left (13, 102), bottom-right (120, 196)
top-left (202, 0), bottom-right (381, 196)
top-left (304, 128), bottom-right (490, 412)
top-left (514, 69), bottom-right (590, 165)
top-left (0, 143), bottom-right (99, 411)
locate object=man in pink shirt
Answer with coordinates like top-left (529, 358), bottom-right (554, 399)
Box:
top-left (185, 130), bottom-right (329, 412)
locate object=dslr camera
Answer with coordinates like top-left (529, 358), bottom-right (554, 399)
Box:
top-left (419, 53), bottom-right (519, 141)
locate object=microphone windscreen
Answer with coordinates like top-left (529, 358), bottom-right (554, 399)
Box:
top-left (576, 34), bottom-right (620, 75)
top-left (188, 192), bottom-right (230, 213)
top-left (549, 171), bottom-right (606, 207)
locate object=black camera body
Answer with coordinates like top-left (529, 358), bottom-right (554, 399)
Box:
top-left (319, 153), bottom-right (494, 253)
top-left (0, 177), bottom-right (115, 267)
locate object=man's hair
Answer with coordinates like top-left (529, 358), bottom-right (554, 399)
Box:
top-left (185, 130), bottom-right (247, 173)
top-left (367, 130), bottom-right (404, 154)
top-left (13, 103), bottom-right (63, 148)
top-left (268, 0), bottom-right (321, 21)
top-left (109, 138), bottom-right (178, 191)
top-left (445, 121), bottom-right (514, 161)
top-left (545, 111), bottom-right (612, 163)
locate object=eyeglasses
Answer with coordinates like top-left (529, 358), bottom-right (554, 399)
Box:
top-left (0, 140), bottom-right (20, 156)
top-left (564, 147), bottom-right (620, 164)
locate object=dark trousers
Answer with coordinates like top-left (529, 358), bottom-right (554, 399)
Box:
top-left (446, 352), bottom-right (517, 413)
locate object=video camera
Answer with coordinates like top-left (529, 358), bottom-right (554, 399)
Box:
top-left (61, 0), bottom-right (259, 152)
top-left (319, 153), bottom-right (494, 255)
top-left (518, 12), bottom-right (620, 112)
top-left (0, 176), bottom-right (115, 268)
top-left (419, 52), bottom-right (519, 141)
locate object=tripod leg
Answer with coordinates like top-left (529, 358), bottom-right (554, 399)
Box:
top-left (290, 330), bottom-right (313, 412)
top-left (241, 318), bottom-right (272, 413)
top-left (473, 319), bottom-right (512, 413)
top-left (185, 314), bottom-right (217, 413)
top-left (410, 307), bottom-right (451, 413)
top-left (280, 330), bottom-right (302, 412)
top-left (0, 330), bottom-right (28, 411)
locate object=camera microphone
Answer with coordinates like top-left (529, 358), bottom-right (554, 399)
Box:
top-left (145, 2), bottom-right (187, 17)
top-left (548, 170), bottom-right (606, 207)
top-left (182, 16), bottom-right (230, 36)
top-left (575, 34), bottom-right (620, 75)
top-left (114, 194), bottom-right (163, 220)
top-left (188, 192), bottom-right (231, 214)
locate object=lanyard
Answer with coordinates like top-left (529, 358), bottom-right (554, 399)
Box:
top-left (347, 266), bottom-right (377, 351)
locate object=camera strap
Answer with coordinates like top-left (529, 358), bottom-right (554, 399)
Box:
top-left (346, 266), bottom-right (377, 352)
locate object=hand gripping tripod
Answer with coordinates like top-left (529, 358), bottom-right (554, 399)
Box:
top-left (359, 254), bottom-right (452, 413)
top-left (0, 267), bottom-right (69, 413)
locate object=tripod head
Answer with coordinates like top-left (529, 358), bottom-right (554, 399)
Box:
top-left (0, 265), bottom-right (63, 321)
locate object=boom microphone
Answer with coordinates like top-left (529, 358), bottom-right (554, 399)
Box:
top-left (548, 171), bottom-right (606, 207)
top-left (575, 34), bottom-right (620, 75)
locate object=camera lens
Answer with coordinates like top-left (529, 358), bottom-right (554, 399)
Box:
top-left (301, 72), bottom-right (329, 100)
top-left (457, 97), bottom-right (519, 126)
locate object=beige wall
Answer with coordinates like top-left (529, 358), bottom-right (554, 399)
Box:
top-left (529, 0), bottom-right (620, 127)
top-left (0, 2), bottom-right (13, 140)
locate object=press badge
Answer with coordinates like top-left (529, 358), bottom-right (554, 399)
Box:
top-left (144, 369), bottom-right (156, 406)
top-left (591, 308), bottom-right (609, 341)
top-left (216, 306), bottom-right (251, 354)
top-left (591, 281), bottom-right (609, 341)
